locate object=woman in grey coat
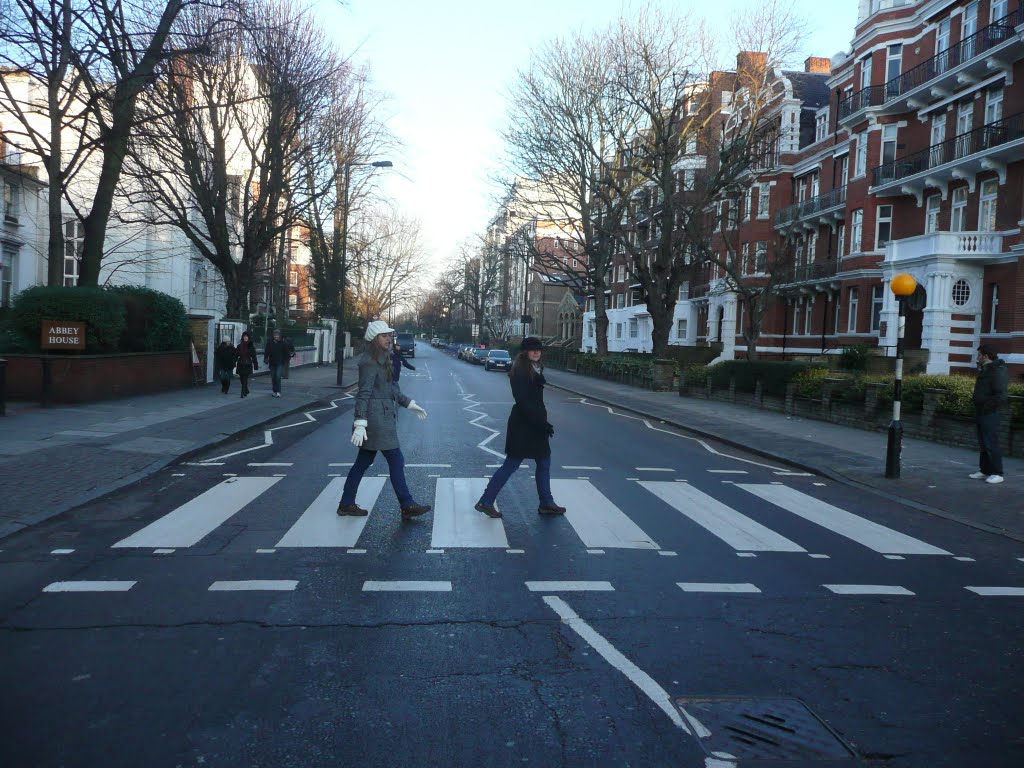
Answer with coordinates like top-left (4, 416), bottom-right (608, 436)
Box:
top-left (337, 320), bottom-right (432, 519)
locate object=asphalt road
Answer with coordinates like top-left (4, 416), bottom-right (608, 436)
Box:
top-left (2, 343), bottom-right (1022, 768)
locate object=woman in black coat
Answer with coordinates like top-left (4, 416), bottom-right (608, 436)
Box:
top-left (475, 337), bottom-right (566, 518)
top-left (215, 341), bottom-right (238, 394)
top-left (234, 331), bottom-right (259, 398)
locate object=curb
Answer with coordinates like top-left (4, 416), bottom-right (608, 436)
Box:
top-left (546, 379), bottom-right (1024, 545)
top-left (0, 387), bottom-right (356, 543)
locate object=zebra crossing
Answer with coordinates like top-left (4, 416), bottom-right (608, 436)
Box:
top-left (107, 472), bottom-right (956, 560)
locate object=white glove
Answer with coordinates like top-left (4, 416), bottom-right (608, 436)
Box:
top-left (407, 400), bottom-right (428, 420)
top-left (350, 418), bottom-right (368, 447)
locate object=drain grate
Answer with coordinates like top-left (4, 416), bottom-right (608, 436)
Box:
top-left (674, 696), bottom-right (860, 763)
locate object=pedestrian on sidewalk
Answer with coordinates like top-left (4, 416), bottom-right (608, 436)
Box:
top-left (337, 320), bottom-right (432, 520)
top-left (235, 331), bottom-right (259, 398)
top-left (392, 341), bottom-right (415, 382)
top-left (264, 329), bottom-right (294, 398)
top-left (215, 341), bottom-right (238, 394)
top-left (970, 345), bottom-right (1010, 484)
top-left (475, 337), bottom-right (566, 519)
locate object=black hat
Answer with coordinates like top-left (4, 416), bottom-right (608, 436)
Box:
top-left (520, 336), bottom-right (543, 351)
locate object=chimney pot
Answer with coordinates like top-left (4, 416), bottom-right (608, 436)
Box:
top-left (804, 56), bottom-right (832, 74)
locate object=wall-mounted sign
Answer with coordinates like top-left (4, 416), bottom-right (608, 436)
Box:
top-left (41, 320), bottom-right (86, 350)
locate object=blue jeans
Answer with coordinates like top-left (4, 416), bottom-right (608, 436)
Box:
top-left (341, 448), bottom-right (414, 507)
top-left (269, 364), bottom-right (284, 393)
top-left (479, 456), bottom-right (553, 506)
top-left (976, 411), bottom-right (1004, 475)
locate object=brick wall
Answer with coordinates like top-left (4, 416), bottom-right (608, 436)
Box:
top-left (5, 352), bottom-right (194, 403)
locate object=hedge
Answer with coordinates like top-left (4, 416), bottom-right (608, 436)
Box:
top-left (709, 360), bottom-right (826, 398)
top-left (108, 285), bottom-right (189, 352)
top-left (1, 285), bottom-right (125, 353)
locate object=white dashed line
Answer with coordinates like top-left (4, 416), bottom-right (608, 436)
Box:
top-left (636, 467), bottom-right (674, 472)
top-left (362, 581), bottom-right (452, 592)
top-left (248, 462), bottom-right (293, 467)
top-left (965, 587), bottom-right (1024, 596)
top-left (50, 549), bottom-right (74, 555)
top-left (678, 583), bottom-right (761, 593)
top-left (526, 581), bottom-right (614, 592)
top-left (563, 466), bottom-right (602, 470)
top-left (824, 584), bottom-right (914, 595)
top-left (43, 581), bottom-right (136, 592)
top-left (209, 580), bottom-right (297, 591)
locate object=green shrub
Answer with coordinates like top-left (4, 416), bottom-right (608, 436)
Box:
top-left (107, 285), bottom-right (189, 352)
top-left (838, 344), bottom-right (871, 372)
top-left (683, 364), bottom-right (710, 387)
top-left (791, 367), bottom-right (835, 400)
top-left (710, 360), bottom-right (827, 398)
top-left (1, 285), bottom-right (125, 352)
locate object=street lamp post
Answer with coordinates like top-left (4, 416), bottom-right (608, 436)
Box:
top-left (885, 273), bottom-right (918, 478)
top-left (335, 159), bottom-right (393, 386)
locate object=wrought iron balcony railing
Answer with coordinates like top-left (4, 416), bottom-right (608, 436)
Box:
top-left (772, 259), bottom-right (840, 285)
top-left (871, 111), bottom-right (1024, 186)
top-left (775, 186), bottom-right (847, 228)
top-left (839, 85), bottom-right (886, 121)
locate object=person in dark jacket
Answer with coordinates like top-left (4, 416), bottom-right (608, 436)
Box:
top-left (392, 341), bottom-right (416, 381)
top-left (475, 337), bottom-right (566, 518)
top-left (214, 341), bottom-right (238, 394)
top-left (970, 345), bottom-right (1010, 484)
top-left (337, 320), bottom-right (432, 520)
top-left (235, 331), bottom-right (259, 398)
top-left (263, 329), bottom-right (294, 398)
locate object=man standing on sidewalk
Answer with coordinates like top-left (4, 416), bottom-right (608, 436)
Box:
top-left (263, 329), bottom-right (294, 399)
top-left (970, 345), bottom-right (1009, 484)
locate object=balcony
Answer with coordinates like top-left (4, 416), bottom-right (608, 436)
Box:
top-left (871, 111), bottom-right (1024, 196)
top-left (886, 231), bottom-right (1006, 264)
top-left (775, 186), bottom-right (847, 231)
top-left (840, 9), bottom-right (1024, 125)
top-left (773, 259), bottom-right (840, 287)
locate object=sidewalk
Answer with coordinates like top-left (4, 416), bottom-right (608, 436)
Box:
top-left (0, 360), bottom-right (360, 540)
top-left (543, 368), bottom-right (1024, 543)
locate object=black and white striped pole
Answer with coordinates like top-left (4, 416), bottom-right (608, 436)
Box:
top-left (885, 273), bottom-right (918, 479)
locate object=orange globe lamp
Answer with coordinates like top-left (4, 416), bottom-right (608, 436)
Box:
top-left (890, 273), bottom-right (917, 298)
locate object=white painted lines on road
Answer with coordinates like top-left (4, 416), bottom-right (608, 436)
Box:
top-left (43, 581), bottom-right (136, 592)
top-left (362, 581), bottom-right (452, 592)
top-left (635, 467), bottom-right (674, 472)
top-left (707, 470), bottom-right (748, 474)
top-left (208, 580), bottom-right (297, 591)
top-left (552, 479), bottom-right (659, 550)
top-left (50, 549), bottom-right (74, 555)
top-left (542, 595), bottom-right (687, 731)
top-left (738, 484), bottom-right (952, 556)
top-left (276, 477), bottom-right (386, 548)
top-left (256, 549), bottom-right (275, 554)
top-left (248, 462), bottom-right (293, 467)
top-left (112, 476), bottom-right (282, 549)
top-left (774, 471), bottom-right (813, 477)
top-left (965, 587), bottom-right (1024, 596)
top-left (678, 582), bottom-right (761, 593)
top-left (640, 481), bottom-right (805, 553)
top-left (153, 548), bottom-right (175, 555)
top-left (526, 581), bottom-right (614, 592)
top-left (328, 463), bottom-right (353, 467)
top-left (954, 557), bottom-right (976, 562)
top-left (562, 465), bottom-right (602, 471)
top-left (506, 548), bottom-right (525, 554)
top-left (658, 550), bottom-right (678, 557)
top-left (407, 463), bottom-right (452, 468)
top-left (823, 584), bottom-right (915, 595)
top-left (587, 549), bottom-right (606, 554)
top-left (431, 478), bottom-right (509, 549)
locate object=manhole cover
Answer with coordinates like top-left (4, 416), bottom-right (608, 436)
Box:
top-left (675, 696), bottom-right (859, 763)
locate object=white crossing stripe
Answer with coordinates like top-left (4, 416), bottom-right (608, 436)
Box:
top-left (43, 581), bottom-right (136, 592)
top-left (824, 584), bottom-right (915, 595)
top-left (552, 479), bottom-right (659, 550)
top-left (209, 580), bottom-right (297, 591)
top-left (738, 484), bottom-right (952, 555)
top-left (640, 481), bottom-right (805, 552)
top-left (678, 583), bottom-right (761, 593)
top-left (276, 477), bottom-right (387, 548)
top-left (431, 478), bottom-right (509, 548)
top-left (112, 477), bottom-right (282, 548)
top-left (526, 581), bottom-right (614, 592)
top-left (362, 581), bottom-right (452, 592)
top-left (965, 587), bottom-right (1024, 596)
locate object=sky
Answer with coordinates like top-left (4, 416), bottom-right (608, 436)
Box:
top-left (312, 0), bottom-right (859, 277)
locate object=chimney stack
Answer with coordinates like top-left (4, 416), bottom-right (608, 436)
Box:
top-left (736, 51), bottom-right (768, 75)
top-left (804, 56), bottom-right (832, 74)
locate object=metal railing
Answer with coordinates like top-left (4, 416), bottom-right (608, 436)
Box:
top-left (775, 186), bottom-right (847, 228)
top-left (872, 111), bottom-right (1024, 186)
top-left (772, 260), bottom-right (840, 285)
top-left (884, 9), bottom-right (1022, 101)
top-left (839, 85), bottom-right (886, 120)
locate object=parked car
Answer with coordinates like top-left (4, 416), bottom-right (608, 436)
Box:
top-left (395, 332), bottom-right (416, 357)
top-left (484, 349), bottom-right (512, 371)
top-left (469, 347), bottom-right (489, 365)
top-left (430, 337), bottom-right (439, 347)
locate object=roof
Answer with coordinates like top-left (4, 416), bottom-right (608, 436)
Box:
top-left (782, 71), bottom-right (831, 109)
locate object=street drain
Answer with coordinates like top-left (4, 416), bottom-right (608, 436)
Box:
top-left (674, 696), bottom-right (860, 764)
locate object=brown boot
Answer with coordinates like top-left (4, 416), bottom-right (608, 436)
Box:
top-left (538, 502), bottom-right (566, 515)
top-left (337, 502), bottom-right (368, 516)
top-left (475, 501), bottom-right (502, 518)
top-left (401, 502), bottom-right (431, 520)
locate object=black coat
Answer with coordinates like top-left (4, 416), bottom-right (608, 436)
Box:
top-left (504, 366), bottom-right (551, 460)
top-left (214, 345), bottom-right (238, 372)
top-left (973, 359), bottom-right (1009, 414)
top-left (264, 338), bottom-right (294, 366)
top-left (235, 342), bottom-right (258, 372)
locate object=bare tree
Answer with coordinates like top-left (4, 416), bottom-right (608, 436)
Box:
top-left (347, 207), bottom-right (427, 322)
top-left (457, 236), bottom-right (501, 342)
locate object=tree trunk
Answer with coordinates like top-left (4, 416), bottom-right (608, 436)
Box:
top-left (649, 294), bottom-right (672, 358)
top-left (594, 289), bottom-right (609, 355)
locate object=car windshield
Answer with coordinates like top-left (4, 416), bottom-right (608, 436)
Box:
top-left (489, 350), bottom-right (510, 358)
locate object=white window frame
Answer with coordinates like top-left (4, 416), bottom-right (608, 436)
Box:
top-left (991, 0), bottom-right (1008, 22)
top-left (978, 179), bottom-right (998, 230)
top-left (885, 44), bottom-right (903, 89)
top-left (628, 317), bottom-right (638, 338)
top-left (936, 18), bottom-right (951, 57)
top-left (755, 241), bottom-right (767, 273)
top-left (847, 287), bottom-right (860, 333)
top-left (951, 187), bottom-right (968, 232)
top-left (925, 194), bottom-right (941, 233)
top-left (850, 209), bottom-right (863, 252)
top-left (837, 224), bottom-right (846, 259)
top-left (855, 133), bottom-right (868, 177)
top-left (0, 244), bottom-right (15, 308)
top-left (963, 1), bottom-right (979, 39)
top-left (989, 283), bottom-right (999, 332)
top-left (615, 293), bottom-right (625, 309)
top-left (985, 88), bottom-right (1003, 125)
top-left (615, 322), bottom-right (623, 338)
top-left (676, 318), bottom-right (687, 338)
top-left (2, 180), bottom-right (20, 222)
top-left (860, 54), bottom-right (873, 90)
top-left (804, 297), bottom-right (813, 336)
top-left (792, 299), bottom-right (802, 335)
top-left (63, 219), bottom-right (84, 287)
top-left (881, 124), bottom-right (898, 166)
top-left (876, 204), bottom-right (893, 249)
top-left (871, 284), bottom-right (884, 333)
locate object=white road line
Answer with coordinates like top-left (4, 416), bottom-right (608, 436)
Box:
top-left (407, 464), bottom-right (452, 468)
top-left (50, 549), bottom-right (74, 555)
top-left (542, 596), bottom-right (687, 731)
top-left (774, 471), bottom-right (813, 476)
top-left (678, 583), bottom-right (762, 593)
top-left (636, 467), bottom-right (674, 472)
top-left (506, 549), bottom-right (525, 554)
top-left (954, 556), bottom-right (975, 562)
top-left (966, 587), bottom-right (1024, 596)
top-left (154, 549), bottom-right (175, 554)
top-left (738, 484), bottom-right (951, 556)
top-left (526, 581), bottom-right (614, 592)
top-left (431, 478), bottom-right (509, 548)
top-left (823, 584), bottom-right (915, 595)
top-left (276, 477), bottom-right (386, 548)
top-left (329, 463), bottom-right (354, 467)
top-left (112, 476), bottom-right (282, 548)
top-left (362, 581), bottom-right (452, 592)
top-left (43, 581), bottom-right (136, 592)
top-left (208, 580), bottom-right (297, 591)
top-left (640, 481), bottom-right (805, 553)
top-left (563, 465), bottom-right (602, 470)
top-left (552, 480), bottom-right (659, 550)
top-left (248, 462), bottom-right (293, 467)
top-left (707, 470), bottom-right (748, 474)
top-left (658, 551), bottom-right (678, 557)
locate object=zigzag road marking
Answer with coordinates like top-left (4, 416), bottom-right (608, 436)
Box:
top-left (453, 373), bottom-right (504, 459)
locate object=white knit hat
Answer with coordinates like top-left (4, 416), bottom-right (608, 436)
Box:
top-left (364, 320), bottom-right (397, 341)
